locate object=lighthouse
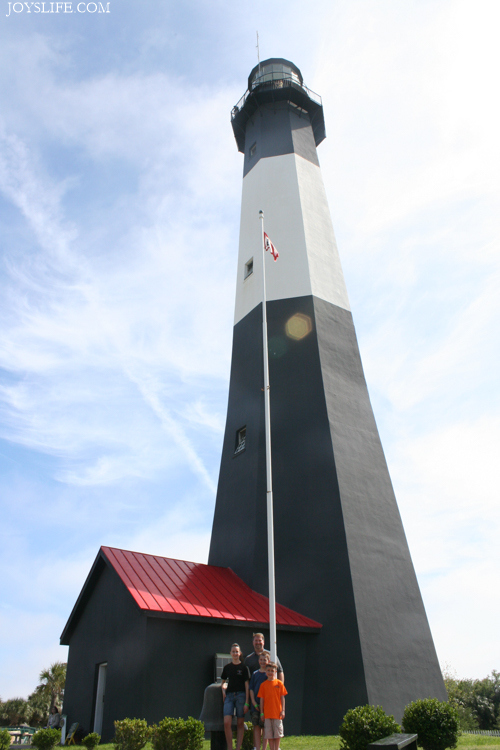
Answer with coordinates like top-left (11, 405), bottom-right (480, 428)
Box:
top-left (208, 59), bottom-right (447, 732)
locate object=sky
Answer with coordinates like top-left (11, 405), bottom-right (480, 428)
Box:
top-left (0, 0), bottom-right (499, 700)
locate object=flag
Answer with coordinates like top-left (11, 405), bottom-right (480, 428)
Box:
top-left (264, 231), bottom-right (279, 261)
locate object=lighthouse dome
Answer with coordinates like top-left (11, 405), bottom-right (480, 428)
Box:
top-left (248, 58), bottom-right (303, 91)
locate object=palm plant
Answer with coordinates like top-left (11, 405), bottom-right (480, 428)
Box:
top-left (37, 663), bottom-right (67, 712)
top-left (1, 697), bottom-right (32, 725)
top-left (27, 691), bottom-right (51, 727)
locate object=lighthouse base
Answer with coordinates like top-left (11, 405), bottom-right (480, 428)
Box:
top-left (209, 293), bottom-right (447, 731)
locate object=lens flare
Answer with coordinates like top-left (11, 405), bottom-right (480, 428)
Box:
top-left (285, 313), bottom-right (312, 340)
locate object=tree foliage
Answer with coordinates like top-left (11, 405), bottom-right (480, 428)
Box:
top-left (37, 662), bottom-right (67, 711)
top-left (0, 662), bottom-right (66, 727)
top-left (27, 690), bottom-right (51, 727)
top-left (443, 667), bottom-right (500, 730)
top-left (0, 697), bottom-right (32, 725)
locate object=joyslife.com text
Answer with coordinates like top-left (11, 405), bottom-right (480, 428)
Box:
top-left (7, 2), bottom-right (110, 15)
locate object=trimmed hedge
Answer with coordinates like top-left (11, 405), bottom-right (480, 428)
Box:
top-left (82, 732), bottom-right (102, 749)
top-left (114, 719), bottom-right (151, 750)
top-left (340, 705), bottom-right (401, 750)
top-left (151, 717), bottom-right (204, 750)
top-left (31, 728), bottom-right (62, 750)
top-left (403, 698), bottom-right (459, 750)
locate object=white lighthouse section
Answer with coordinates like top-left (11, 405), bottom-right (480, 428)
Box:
top-left (233, 152), bottom-right (350, 326)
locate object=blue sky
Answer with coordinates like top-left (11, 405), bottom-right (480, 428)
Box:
top-left (1, 0), bottom-right (499, 699)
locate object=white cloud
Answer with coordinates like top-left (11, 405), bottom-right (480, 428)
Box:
top-left (0, 609), bottom-right (69, 699)
top-left (389, 413), bottom-right (500, 678)
top-left (125, 507), bottom-right (212, 564)
top-left (0, 68), bottom-right (238, 488)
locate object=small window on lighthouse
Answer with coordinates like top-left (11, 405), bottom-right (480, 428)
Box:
top-left (244, 258), bottom-right (253, 279)
top-left (250, 142), bottom-right (256, 157)
top-left (234, 426), bottom-right (246, 456)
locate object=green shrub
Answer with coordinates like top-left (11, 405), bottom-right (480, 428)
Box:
top-left (238, 724), bottom-right (253, 750)
top-left (82, 732), bottom-right (101, 749)
top-left (31, 728), bottom-right (62, 750)
top-left (229, 724), bottom-right (253, 750)
top-left (0, 729), bottom-right (12, 750)
top-left (114, 718), bottom-right (151, 750)
top-left (151, 717), bottom-right (204, 750)
top-left (402, 698), bottom-right (459, 750)
top-left (340, 704), bottom-right (401, 750)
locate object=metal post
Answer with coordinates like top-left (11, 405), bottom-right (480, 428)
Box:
top-left (258, 209), bottom-right (277, 664)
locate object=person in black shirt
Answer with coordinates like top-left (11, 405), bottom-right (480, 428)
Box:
top-left (221, 643), bottom-right (250, 750)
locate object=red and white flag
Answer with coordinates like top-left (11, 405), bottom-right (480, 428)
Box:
top-left (264, 231), bottom-right (279, 262)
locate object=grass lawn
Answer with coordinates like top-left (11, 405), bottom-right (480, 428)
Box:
top-left (456, 737), bottom-right (500, 750)
top-left (200, 735), bottom-right (500, 750)
top-left (65, 735), bottom-right (500, 750)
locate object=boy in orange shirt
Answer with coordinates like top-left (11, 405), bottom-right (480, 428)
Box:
top-left (257, 662), bottom-right (287, 750)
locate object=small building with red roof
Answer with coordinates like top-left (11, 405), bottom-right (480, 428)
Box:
top-left (61, 546), bottom-right (321, 740)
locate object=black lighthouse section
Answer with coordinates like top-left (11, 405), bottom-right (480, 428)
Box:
top-left (209, 295), bottom-right (447, 730)
top-left (209, 296), bottom-right (370, 727)
top-left (231, 57), bottom-right (325, 160)
top-left (209, 58), bottom-right (446, 733)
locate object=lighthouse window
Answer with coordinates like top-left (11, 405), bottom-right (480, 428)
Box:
top-left (234, 426), bottom-right (246, 455)
top-left (250, 142), bottom-right (256, 157)
top-left (244, 258), bottom-right (253, 279)
top-left (251, 63), bottom-right (301, 89)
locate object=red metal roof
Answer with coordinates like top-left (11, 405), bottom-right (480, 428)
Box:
top-left (101, 546), bottom-right (321, 630)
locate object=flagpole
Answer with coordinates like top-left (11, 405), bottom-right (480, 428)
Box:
top-left (259, 209), bottom-right (277, 665)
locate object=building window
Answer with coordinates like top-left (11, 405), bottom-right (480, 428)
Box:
top-left (234, 426), bottom-right (246, 455)
top-left (244, 258), bottom-right (253, 279)
top-left (214, 653), bottom-right (232, 683)
top-left (250, 142), bottom-right (256, 157)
